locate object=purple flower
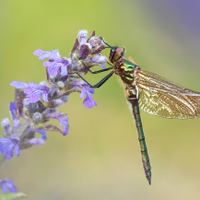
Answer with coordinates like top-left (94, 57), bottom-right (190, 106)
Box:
top-left (77, 30), bottom-right (92, 59)
top-left (90, 55), bottom-right (107, 65)
top-left (34, 49), bottom-right (71, 76)
top-left (78, 30), bottom-right (88, 45)
top-left (70, 30), bottom-right (107, 72)
top-left (82, 92), bottom-right (97, 109)
top-left (9, 102), bottom-right (18, 119)
top-left (9, 102), bottom-right (20, 131)
top-left (26, 138), bottom-right (45, 146)
top-left (100, 63), bottom-right (106, 69)
top-left (10, 81), bottom-right (50, 103)
top-left (47, 113), bottom-right (69, 135)
top-left (25, 129), bottom-right (47, 146)
top-left (10, 81), bottom-right (27, 89)
top-left (90, 37), bottom-right (104, 48)
top-left (0, 179), bottom-right (18, 194)
top-left (0, 134), bottom-right (20, 159)
top-left (7, 30), bottom-right (107, 149)
top-left (24, 83), bottom-right (50, 103)
top-left (33, 49), bottom-right (59, 60)
top-left (73, 81), bottom-right (97, 109)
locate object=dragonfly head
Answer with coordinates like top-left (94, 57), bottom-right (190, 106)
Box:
top-left (103, 41), bottom-right (126, 64)
top-left (109, 47), bottom-right (126, 63)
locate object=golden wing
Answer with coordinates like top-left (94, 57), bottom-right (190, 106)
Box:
top-left (135, 69), bottom-right (200, 119)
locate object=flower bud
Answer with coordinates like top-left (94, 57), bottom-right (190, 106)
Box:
top-left (60, 95), bottom-right (69, 103)
top-left (39, 81), bottom-right (48, 86)
top-left (51, 99), bottom-right (64, 107)
top-left (57, 81), bottom-right (65, 89)
top-left (23, 98), bottom-right (30, 106)
top-left (32, 112), bottom-right (43, 123)
top-left (1, 118), bottom-right (12, 136)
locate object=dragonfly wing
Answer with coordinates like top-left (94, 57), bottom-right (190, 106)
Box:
top-left (136, 69), bottom-right (200, 119)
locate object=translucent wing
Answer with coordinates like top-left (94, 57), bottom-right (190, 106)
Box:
top-left (136, 69), bottom-right (200, 119)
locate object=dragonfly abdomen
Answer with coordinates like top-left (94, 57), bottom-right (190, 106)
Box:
top-left (126, 85), bottom-right (152, 185)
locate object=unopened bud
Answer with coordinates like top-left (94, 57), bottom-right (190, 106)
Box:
top-left (33, 112), bottom-right (43, 123)
top-left (52, 99), bottom-right (64, 107)
top-left (60, 95), bottom-right (69, 103)
top-left (1, 118), bottom-right (11, 136)
top-left (57, 81), bottom-right (65, 89)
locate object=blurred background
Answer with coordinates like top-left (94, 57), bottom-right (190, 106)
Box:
top-left (1, 0), bottom-right (200, 199)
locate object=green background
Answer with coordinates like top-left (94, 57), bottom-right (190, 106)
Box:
top-left (1, 0), bottom-right (200, 199)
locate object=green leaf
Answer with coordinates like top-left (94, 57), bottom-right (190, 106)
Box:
top-left (0, 191), bottom-right (26, 200)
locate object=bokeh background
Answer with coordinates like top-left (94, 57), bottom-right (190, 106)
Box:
top-left (1, 0), bottom-right (200, 199)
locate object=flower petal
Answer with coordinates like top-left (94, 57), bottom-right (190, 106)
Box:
top-left (34, 49), bottom-right (60, 60)
top-left (0, 179), bottom-right (18, 194)
top-left (10, 81), bottom-right (28, 89)
top-left (14, 145), bottom-right (19, 156)
top-left (9, 102), bottom-right (18, 119)
top-left (0, 134), bottom-right (20, 159)
top-left (47, 113), bottom-right (69, 136)
top-left (78, 30), bottom-right (88, 45)
top-left (9, 102), bottom-right (20, 131)
top-left (100, 64), bottom-right (106, 69)
top-left (90, 55), bottom-right (107, 64)
top-left (47, 62), bottom-right (61, 76)
top-left (24, 83), bottom-right (50, 103)
top-left (61, 66), bottom-right (68, 76)
top-left (72, 81), bottom-right (97, 109)
top-left (83, 93), bottom-right (97, 109)
top-left (33, 49), bottom-right (46, 56)
top-left (26, 138), bottom-right (45, 146)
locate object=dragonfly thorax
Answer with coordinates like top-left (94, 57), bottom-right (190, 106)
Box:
top-left (114, 60), bottom-right (136, 85)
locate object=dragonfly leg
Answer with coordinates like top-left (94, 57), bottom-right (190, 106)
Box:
top-left (76, 71), bottom-right (115, 88)
top-left (82, 62), bottom-right (112, 74)
top-left (107, 62), bottom-right (112, 66)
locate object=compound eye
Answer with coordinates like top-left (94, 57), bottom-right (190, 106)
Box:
top-left (109, 49), bottom-right (115, 63)
top-left (113, 47), bottom-right (125, 62)
top-left (109, 47), bottom-right (126, 63)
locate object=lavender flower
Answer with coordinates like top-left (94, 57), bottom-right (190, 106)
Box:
top-left (0, 30), bottom-right (107, 194)
top-left (25, 129), bottom-right (47, 146)
top-left (46, 113), bottom-right (69, 136)
top-left (0, 101), bottom-right (49, 159)
top-left (73, 81), bottom-right (97, 109)
top-left (0, 179), bottom-right (18, 194)
top-left (11, 30), bottom-right (107, 109)
top-left (1, 30), bottom-right (107, 161)
top-left (10, 81), bottom-right (50, 103)
top-left (71, 30), bottom-right (107, 71)
top-left (0, 134), bottom-right (20, 159)
top-left (33, 49), bottom-right (71, 76)
top-left (9, 102), bottom-right (20, 131)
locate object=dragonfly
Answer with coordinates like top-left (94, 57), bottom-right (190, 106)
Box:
top-left (76, 43), bottom-right (200, 185)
